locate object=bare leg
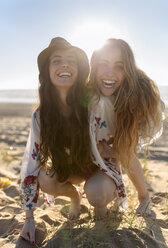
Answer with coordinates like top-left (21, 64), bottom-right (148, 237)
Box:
top-left (38, 167), bottom-right (84, 219)
top-left (84, 170), bottom-right (116, 219)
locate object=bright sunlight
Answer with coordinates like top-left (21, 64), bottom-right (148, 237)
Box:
top-left (69, 20), bottom-right (128, 59)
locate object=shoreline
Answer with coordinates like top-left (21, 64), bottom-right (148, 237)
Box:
top-left (0, 102), bottom-right (38, 117)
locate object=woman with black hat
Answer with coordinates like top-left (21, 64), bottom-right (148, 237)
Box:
top-left (20, 37), bottom-right (96, 243)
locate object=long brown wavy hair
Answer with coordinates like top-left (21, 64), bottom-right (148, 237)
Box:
top-left (39, 48), bottom-right (93, 182)
top-left (89, 38), bottom-right (165, 166)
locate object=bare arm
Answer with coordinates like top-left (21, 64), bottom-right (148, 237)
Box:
top-left (125, 154), bottom-right (149, 201)
top-left (125, 154), bottom-right (151, 215)
top-left (20, 210), bottom-right (35, 244)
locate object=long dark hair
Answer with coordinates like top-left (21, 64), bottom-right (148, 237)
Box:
top-left (39, 49), bottom-right (93, 182)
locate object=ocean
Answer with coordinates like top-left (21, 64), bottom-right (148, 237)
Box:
top-left (0, 87), bottom-right (167, 105)
top-left (0, 89), bottom-right (38, 103)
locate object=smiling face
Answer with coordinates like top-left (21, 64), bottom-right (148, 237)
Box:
top-left (96, 45), bottom-right (125, 97)
top-left (49, 48), bottom-right (78, 91)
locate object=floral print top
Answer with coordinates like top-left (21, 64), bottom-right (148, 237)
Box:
top-left (20, 100), bottom-right (128, 210)
top-left (89, 96), bottom-right (164, 209)
top-left (89, 96), bottom-right (128, 209)
top-left (20, 97), bottom-right (164, 211)
top-left (20, 110), bottom-right (41, 210)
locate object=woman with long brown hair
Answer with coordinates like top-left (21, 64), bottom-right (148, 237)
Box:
top-left (20, 37), bottom-right (96, 244)
top-left (86, 38), bottom-right (165, 219)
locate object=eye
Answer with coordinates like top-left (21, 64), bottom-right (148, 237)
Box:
top-left (49, 56), bottom-right (62, 65)
top-left (98, 62), bottom-right (108, 68)
top-left (68, 59), bottom-right (77, 66)
top-left (115, 65), bottom-right (124, 71)
top-left (51, 59), bottom-right (61, 65)
top-left (98, 62), bottom-right (107, 66)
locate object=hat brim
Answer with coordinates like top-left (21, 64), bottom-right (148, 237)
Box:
top-left (37, 44), bottom-right (88, 72)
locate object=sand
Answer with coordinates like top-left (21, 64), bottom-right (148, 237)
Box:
top-left (0, 102), bottom-right (168, 248)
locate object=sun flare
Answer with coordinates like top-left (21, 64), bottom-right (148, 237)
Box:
top-left (69, 20), bottom-right (127, 59)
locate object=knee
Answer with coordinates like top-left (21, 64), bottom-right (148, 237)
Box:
top-left (84, 173), bottom-right (116, 208)
top-left (38, 167), bottom-right (58, 194)
top-left (84, 181), bottom-right (107, 207)
top-left (38, 167), bottom-right (49, 192)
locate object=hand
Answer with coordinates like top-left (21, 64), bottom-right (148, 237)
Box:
top-left (136, 198), bottom-right (151, 216)
top-left (98, 142), bottom-right (117, 160)
top-left (20, 217), bottom-right (35, 244)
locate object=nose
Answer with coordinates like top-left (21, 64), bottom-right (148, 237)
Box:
top-left (62, 61), bottom-right (69, 68)
top-left (106, 69), bottom-right (114, 77)
top-left (105, 66), bottom-right (116, 76)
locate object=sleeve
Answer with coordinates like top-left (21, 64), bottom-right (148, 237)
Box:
top-left (89, 98), bottom-right (128, 209)
top-left (20, 110), bottom-right (41, 210)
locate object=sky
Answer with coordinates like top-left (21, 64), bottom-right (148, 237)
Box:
top-left (0, 0), bottom-right (168, 90)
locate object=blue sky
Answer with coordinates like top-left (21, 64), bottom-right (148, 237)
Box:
top-left (0, 0), bottom-right (168, 89)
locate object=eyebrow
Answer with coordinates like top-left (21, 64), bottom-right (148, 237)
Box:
top-left (100, 59), bottom-right (123, 64)
top-left (50, 55), bottom-right (76, 59)
top-left (115, 61), bottom-right (124, 65)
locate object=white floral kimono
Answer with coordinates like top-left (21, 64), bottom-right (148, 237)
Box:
top-left (89, 96), bottom-right (128, 209)
top-left (20, 97), bottom-right (164, 211)
top-left (20, 103), bottom-right (127, 211)
top-left (89, 95), bottom-right (164, 209)
top-left (20, 110), bottom-right (41, 210)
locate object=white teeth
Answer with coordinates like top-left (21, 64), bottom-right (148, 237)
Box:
top-left (102, 80), bottom-right (116, 88)
top-left (103, 80), bottom-right (115, 84)
top-left (58, 72), bottom-right (71, 77)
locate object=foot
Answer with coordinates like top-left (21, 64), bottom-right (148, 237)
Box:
top-left (68, 191), bottom-right (82, 220)
top-left (94, 206), bottom-right (108, 220)
top-left (136, 198), bottom-right (151, 216)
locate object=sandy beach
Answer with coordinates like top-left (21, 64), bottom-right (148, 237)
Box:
top-left (0, 102), bottom-right (167, 248)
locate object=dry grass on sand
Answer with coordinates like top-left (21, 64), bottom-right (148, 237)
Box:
top-left (0, 103), bottom-right (167, 248)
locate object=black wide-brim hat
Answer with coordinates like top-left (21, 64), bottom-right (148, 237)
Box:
top-left (37, 37), bottom-right (89, 72)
